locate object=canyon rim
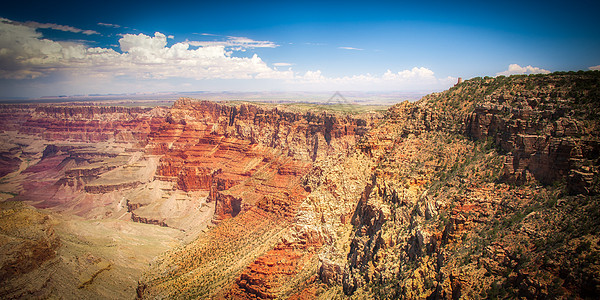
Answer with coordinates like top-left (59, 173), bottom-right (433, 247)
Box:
top-left (0, 71), bottom-right (599, 298)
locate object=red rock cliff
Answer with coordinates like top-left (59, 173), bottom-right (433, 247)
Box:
top-left (147, 99), bottom-right (377, 220)
top-left (19, 105), bottom-right (167, 143)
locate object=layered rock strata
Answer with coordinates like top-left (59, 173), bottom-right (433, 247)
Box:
top-left (146, 99), bottom-right (376, 222)
top-left (2, 71), bottom-right (598, 299)
top-left (0, 99), bottom-right (380, 299)
top-left (328, 72), bottom-right (600, 299)
top-left (138, 99), bottom-right (379, 298)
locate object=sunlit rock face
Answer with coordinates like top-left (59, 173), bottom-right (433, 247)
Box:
top-left (0, 98), bottom-right (380, 299)
top-left (2, 71), bottom-right (599, 299)
top-left (137, 99), bottom-right (379, 298)
top-left (147, 99), bottom-right (375, 221)
top-left (338, 72), bottom-right (600, 299)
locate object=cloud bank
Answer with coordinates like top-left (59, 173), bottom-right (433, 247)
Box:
top-left (0, 17), bottom-right (456, 96)
top-left (0, 19), bottom-right (288, 81)
top-left (289, 67), bottom-right (455, 91)
top-left (496, 64), bottom-right (550, 76)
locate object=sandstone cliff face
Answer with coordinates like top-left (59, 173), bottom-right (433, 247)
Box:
top-left (0, 104), bottom-right (201, 228)
top-left (19, 105), bottom-right (167, 143)
top-left (0, 148), bottom-right (22, 178)
top-left (329, 72), bottom-right (600, 299)
top-left (2, 72), bottom-right (599, 299)
top-left (0, 105), bottom-right (37, 132)
top-left (1, 100), bottom-right (376, 299)
top-left (463, 79), bottom-right (599, 189)
top-left (162, 98), bottom-right (372, 160)
top-left (137, 100), bottom-right (380, 299)
top-left (146, 99), bottom-right (376, 220)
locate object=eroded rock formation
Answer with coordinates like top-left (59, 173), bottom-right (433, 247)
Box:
top-left (137, 100), bottom-right (379, 298)
top-left (0, 99), bottom-right (380, 299)
top-left (1, 71), bottom-right (599, 299)
top-left (333, 72), bottom-right (600, 299)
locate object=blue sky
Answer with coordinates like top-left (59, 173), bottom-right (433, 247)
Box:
top-left (1, 0), bottom-right (599, 98)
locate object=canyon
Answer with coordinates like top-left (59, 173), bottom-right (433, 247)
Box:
top-left (1, 71), bottom-right (599, 299)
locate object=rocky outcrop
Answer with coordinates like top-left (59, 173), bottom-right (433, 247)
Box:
top-left (0, 99), bottom-right (380, 299)
top-left (17, 105), bottom-right (167, 143)
top-left (0, 151), bottom-right (22, 178)
top-left (214, 193), bottom-right (243, 219)
top-left (132, 100), bottom-right (380, 299)
top-left (84, 181), bottom-right (143, 193)
top-left (0, 202), bottom-right (60, 284)
top-left (150, 99), bottom-right (375, 161)
top-left (3, 72), bottom-right (599, 299)
top-left (130, 212), bottom-right (168, 227)
top-left (0, 105), bottom-right (37, 132)
top-left (147, 99), bottom-right (376, 222)
top-left (335, 71), bottom-right (600, 299)
top-left (466, 102), bottom-right (599, 187)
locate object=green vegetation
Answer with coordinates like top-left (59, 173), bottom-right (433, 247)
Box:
top-left (223, 100), bottom-right (390, 115)
top-left (346, 70), bottom-right (600, 299)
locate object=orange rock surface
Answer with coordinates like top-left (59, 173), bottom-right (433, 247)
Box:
top-left (146, 99), bottom-right (373, 223)
top-left (137, 99), bottom-right (377, 298)
top-left (3, 72), bottom-right (600, 299)
top-left (0, 98), bottom-right (377, 298)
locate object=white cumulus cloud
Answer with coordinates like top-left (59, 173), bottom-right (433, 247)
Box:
top-left (113, 32), bottom-right (290, 80)
top-left (288, 67), bottom-right (455, 92)
top-left (382, 67), bottom-right (435, 80)
top-left (0, 17), bottom-right (456, 96)
top-left (496, 64), bottom-right (551, 76)
top-left (589, 65), bottom-right (600, 71)
top-left (0, 18), bottom-right (291, 81)
top-left (0, 18), bottom-right (92, 79)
